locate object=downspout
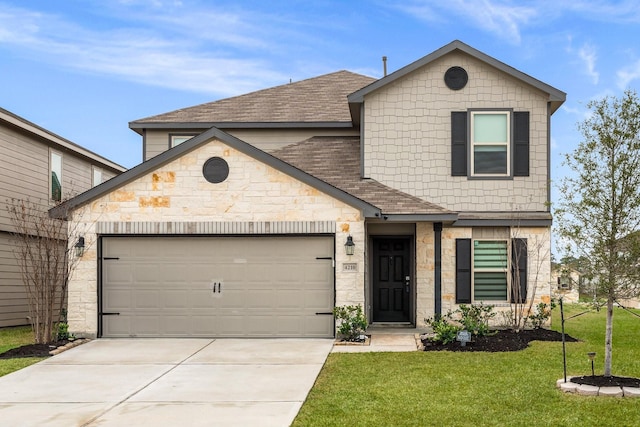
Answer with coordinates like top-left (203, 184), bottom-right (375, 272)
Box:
top-left (434, 222), bottom-right (443, 317)
top-left (547, 102), bottom-right (551, 211)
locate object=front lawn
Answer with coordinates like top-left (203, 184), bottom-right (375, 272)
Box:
top-left (0, 326), bottom-right (45, 377)
top-left (293, 305), bottom-right (640, 426)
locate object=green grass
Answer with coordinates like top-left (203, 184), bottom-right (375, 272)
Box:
top-left (293, 305), bottom-right (640, 426)
top-left (0, 326), bottom-right (45, 377)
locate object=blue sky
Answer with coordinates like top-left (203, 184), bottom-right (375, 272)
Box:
top-left (1, 1), bottom-right (639, 192)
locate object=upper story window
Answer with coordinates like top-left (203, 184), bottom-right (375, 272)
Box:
top-left (471, 111), bottom-right (510, 176)
top-left (451, 110), bottom-right (529, 178)
top-left (170, 135), bottom-right (195, 148)
top-left (50, 151), bottom-right (62, 202)
top-left (92, 166), bottom-right (103, 187)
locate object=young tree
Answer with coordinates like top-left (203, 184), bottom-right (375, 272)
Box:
top-left (556, 89), bottom-right (640, 377)
top-left (6, 198), bottom-right (81, 344)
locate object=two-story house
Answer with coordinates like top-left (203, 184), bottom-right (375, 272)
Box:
top-left (52, 40), bottom-right (565, 338)
top-left (0, 107), bottom-right (125, 328)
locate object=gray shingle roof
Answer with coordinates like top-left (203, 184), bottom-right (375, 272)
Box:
top-left (271, 136), bottom-right (453, 216)
top-left (131, 71), bottom-right (376, 125)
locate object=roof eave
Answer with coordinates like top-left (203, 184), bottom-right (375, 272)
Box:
top-left (129, 121), bottom-right (356, 133)
top-left (51, 127), bottom-right (380, 219)
top-left (373, 213), bottom-right (458, 222)
top-left (347, 40), bottom-right (566, 108)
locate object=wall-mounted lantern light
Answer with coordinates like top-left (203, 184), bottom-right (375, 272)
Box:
top-left (74, 237), bottom-right (85, 258)
top-left (345, 235), bottom-right (355, 256)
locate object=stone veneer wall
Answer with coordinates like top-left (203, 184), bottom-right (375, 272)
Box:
top-left (67, 138), bottom-right (366, 337)
top-left (363, 50), bottom-right (550, 212)
top-left (414, 225), bottom-right (551, 328)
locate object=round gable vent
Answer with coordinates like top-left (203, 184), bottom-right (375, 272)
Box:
top-left (202, 157), bottom-right (229, 183)
top-left (444, 66), bottom-right (468, 90)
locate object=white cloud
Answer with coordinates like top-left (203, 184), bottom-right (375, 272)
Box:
top-left (390, 0), bottom-right (539, 44)
top-left (0, 3), bottom-right (289, 96)
top-left (578, 43), bottom-right (599, 85)
top-left (617, 59), bottom-right (640, 89)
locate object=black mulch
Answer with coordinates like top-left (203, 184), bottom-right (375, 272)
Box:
top-left (422, 329), bottom-right (640, 388)
top-left (0, 341), bottom-right (70, 359)
top-left (571, 375), bottom-right (640, 388)
top-left (421, 328), bottom-right (578, 352)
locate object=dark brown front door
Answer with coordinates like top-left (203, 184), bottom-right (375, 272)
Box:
top-left (372, 237), bottom-right (411, 322)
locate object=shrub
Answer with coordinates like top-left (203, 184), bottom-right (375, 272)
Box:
top-left (456, 303), bottom-right (496, 337)
top-left (528, 300), bottom-right (556, 329)
top-left (425, 311), bottom-right (461, 345)
top-left (333, 304), bottom-right (367, 341)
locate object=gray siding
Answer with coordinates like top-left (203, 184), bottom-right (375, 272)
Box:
top-left (144, 128), bottom-right (360, 161)
top-left (0, 232), bottom-right (30, 327)
top-left (0, 110), bottom-right (125, 327)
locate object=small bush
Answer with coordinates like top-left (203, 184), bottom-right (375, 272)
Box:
top-left (333, 304), bottom-right (367, 341)
top-left (457, 303), bottom-right (495, 337)
top-left (425, 311), bottom-right (461, 344)
top-left (528, 300), bottom-right (556, 329)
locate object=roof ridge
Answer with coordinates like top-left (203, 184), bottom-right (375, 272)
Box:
top-left (133, 70), bottom-right (374, 124)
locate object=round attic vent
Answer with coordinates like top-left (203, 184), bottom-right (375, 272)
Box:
top-left (202, 157), bottom-right (229, 183)
top-left (444, 66), bottom-right (468, 90)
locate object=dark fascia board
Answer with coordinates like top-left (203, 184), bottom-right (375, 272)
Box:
top-left (378, 214), bottom-right (458, 222)
top-left (129, 121), bottom-right (355, 135)
top-left (50, 127), bottom-right (381, 219)
top-left (348, 40), bottom-right (566, 114)
top-left (0, 107), bottom-right (126, 173)
top-left (453, 218), bottom-right (552, 227)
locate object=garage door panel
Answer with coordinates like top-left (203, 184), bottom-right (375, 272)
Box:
top-left (305, 290), bottom-right (333, 309)
top-left (134, 290), bottom-right (160, 309)
top-left (103, 289), bottom-right (132, 311)
top-left (101, 236), bottom-right (334, 338)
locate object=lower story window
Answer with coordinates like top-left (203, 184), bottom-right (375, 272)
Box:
top-left (473, 240), bottom-right (508, 301)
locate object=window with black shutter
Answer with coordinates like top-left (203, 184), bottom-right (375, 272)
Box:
top-left (451, 110), bottom-right (530, 178)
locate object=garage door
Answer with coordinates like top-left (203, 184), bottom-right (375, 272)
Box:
top-left (100, 236), bottom-right (334, 338)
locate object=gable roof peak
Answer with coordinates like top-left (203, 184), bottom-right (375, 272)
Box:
top-left (348, 39), bottom-right (566, 113)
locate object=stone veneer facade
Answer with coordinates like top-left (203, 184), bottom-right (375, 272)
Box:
top-left (67, 138), bottom-right (366, 337)
top-left (363, 50), bottom-right (550, 212)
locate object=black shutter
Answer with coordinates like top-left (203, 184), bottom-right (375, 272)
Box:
top-left (511, 238), bottom-right (528, 303)
top-left (451, 112), bottom-right (467, 176)
top-left (456, 238), bottom-right (472, 303)
top-left (513, 112), bottom-right (529, 176)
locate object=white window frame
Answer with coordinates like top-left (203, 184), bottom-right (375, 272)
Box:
top-left (50, 150), bottom-right (63, 202)
top-left (170, 134), bottom-right (196, 148)
top-left (472, 239), bottom-right (510, 302)
top-left (470, 110), bottom-right (511, 177)
top-left (92, 166), bottom-right (103, 187)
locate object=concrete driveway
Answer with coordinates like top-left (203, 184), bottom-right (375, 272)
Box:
top-left (0, 338), bottom-right (334, 427)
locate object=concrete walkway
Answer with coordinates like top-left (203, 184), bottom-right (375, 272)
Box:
top-left (0, 338), bottom-right (334, 427)
top-left (332, 327), bottom-right (426, 353)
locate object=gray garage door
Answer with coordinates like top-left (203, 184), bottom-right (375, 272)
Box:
top-left (101, 236), bottom-right (334, 338)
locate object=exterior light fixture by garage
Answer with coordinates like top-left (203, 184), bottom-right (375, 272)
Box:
top-left (345, 235), bottom-right (355, 256)
top-left (74, 236), bottom-right (85, 257)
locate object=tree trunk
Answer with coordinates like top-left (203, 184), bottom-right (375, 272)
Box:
top-left (604, 296), bottom-right (614, 377)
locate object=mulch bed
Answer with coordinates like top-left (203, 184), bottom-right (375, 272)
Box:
top-left (422, 329), bottom-right (640, 388)
top-left (570, 375), bottom-right (640, 388)
top-left (0, 340), bottom-right (70, 358)
top-left (421, 328), bottom-right (578, 352)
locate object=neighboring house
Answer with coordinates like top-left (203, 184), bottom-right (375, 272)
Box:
top-left (551, 264), bottom-right (581, 304)
top-left (0, 107), bottom-right (125, 328)
top-left (52, 40), bottom-right (566, 338)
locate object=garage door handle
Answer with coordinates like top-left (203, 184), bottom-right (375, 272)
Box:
top-left (315, 312), bottom-right (333, 315)
top-left (102, 312), bottom-right (120, 316)
top-left (103, 257), bottom-right (120, 260)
